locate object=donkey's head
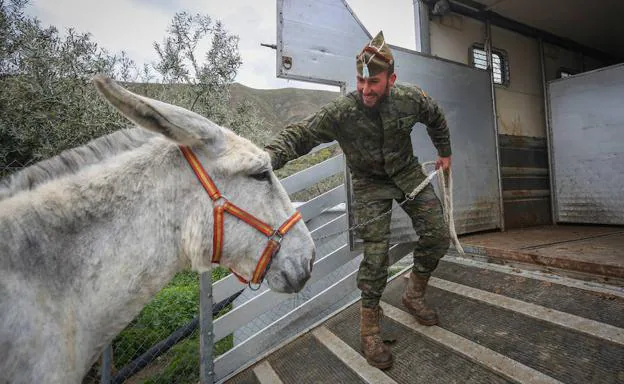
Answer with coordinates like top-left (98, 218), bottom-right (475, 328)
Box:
top-left (92, 75), bottom-right (315, 293)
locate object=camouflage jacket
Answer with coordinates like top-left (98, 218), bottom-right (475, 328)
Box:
top-left (265, 84), bottom-right (451, 200)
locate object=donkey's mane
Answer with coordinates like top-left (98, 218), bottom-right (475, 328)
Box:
top-left (0, 127), bottom-right (156, 200)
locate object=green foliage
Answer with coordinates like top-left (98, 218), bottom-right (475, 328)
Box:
top-left (113, 267), bottom-right (231, 369)
top-left (0, 2), bottom-right (268, 172)
top-left (388, 266), bottom-right (404, 278)
top-left (167, 270), bottom-right (200, 288)
top-left (0, 0), bottom-right (131, 166)
top-left (141, 334), bottom-right (233, 384)
top-left (274, 145), bottom-right (340, 179)
top-left (113, 277), bottom-right (199, 367)
top-left (274, 144), bottom-right (345, 201)
top-left (142, 338), bottom-right (199, 384)
top-left (211, 266), bottom-right (231, 282)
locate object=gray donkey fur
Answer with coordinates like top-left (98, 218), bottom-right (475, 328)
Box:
top-left (0, 128), bottom-right (156, 201)
top-left (0, 75), bottom-right (315, 384)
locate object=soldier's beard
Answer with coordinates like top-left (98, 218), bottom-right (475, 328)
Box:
top-left (359, 83), bottom-right (392, 109)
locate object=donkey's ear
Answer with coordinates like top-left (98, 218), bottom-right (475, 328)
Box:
top-left (92, 75), bottom-right (225, 151)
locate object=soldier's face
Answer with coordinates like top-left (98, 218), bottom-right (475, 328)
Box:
top-left (356, 71), bottom-right (397, 108)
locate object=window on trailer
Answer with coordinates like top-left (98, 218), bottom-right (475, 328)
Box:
top-left (471, 45), bottom-right (509, 86)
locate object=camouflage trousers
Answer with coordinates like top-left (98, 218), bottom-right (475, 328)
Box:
top-left (355, 184), bottom-right (450, 308)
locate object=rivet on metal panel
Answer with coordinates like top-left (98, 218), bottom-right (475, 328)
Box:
top-left (282, 56), bottom-right (293, 70)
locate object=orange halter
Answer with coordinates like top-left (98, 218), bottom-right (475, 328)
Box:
top-left (179, 146), bottom-right (302, 289)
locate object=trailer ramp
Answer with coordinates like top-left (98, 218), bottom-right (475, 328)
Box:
top-left (225, 256), bottom-right (624, 384)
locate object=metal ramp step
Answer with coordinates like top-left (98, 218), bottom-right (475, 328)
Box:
top-left (383, 281), bottom-right (623, 383)
top-left (433, 258), bottom-right (624, 328)
top-left (261, 332), bottom-right (369, 384)
top-left (224, 258), bottom-right (624, 384)
top-left (323, 304), bottom-right (514, 384)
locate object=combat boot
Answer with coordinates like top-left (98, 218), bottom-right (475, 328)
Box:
top-left (360, 305), bottom-right (393, 369)
top-left (402, 272), bottom-right (438, 325)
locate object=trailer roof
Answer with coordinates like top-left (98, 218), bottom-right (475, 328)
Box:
top-left (449, 0), bottom-right (624, 61)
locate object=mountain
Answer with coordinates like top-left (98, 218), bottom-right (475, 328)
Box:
top-left (124, 81), bottom-right (340, 136)
top-left (228, 83), bottom-right (340, 134)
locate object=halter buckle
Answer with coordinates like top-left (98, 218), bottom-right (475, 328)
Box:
top-left (212, 195), bottom-right (229, 207)
top-left (269, 230), bottom-right (284, 245)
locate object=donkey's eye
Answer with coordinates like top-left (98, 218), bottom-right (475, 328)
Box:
top-left (250, 171), bottom-right (271, 182)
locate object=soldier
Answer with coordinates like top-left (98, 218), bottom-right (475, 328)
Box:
top-left (264, 31), bottom-right (451, 369)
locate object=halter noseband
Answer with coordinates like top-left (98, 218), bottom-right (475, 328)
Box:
top-left (180, 145), bottom-right (302, 289)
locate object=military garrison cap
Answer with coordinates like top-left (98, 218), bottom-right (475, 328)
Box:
top-left (356, 31), bottom-right (394, 78)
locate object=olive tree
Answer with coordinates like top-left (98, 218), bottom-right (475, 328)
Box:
top-left (151, 12), bottom-right (269, 145)
top-left (0, 1), bottom-right (267, 174)
top-left (0, 0), bottom-right (138, 170)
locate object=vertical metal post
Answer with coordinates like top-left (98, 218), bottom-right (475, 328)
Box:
top-left (413, 0), bottom-right (431, 54)
top-left (100, 345), bottom-right (112, 384)
top-left (339, 81), bottom-right (359, 253)
top-left (199, 271), bottom-right (214, 384)
top-left (345, 160), bottom-right (355, 252)
top-left (485, 19), bottom-right (506, 231)
top-left (539, 38), bottom-right (558, 225)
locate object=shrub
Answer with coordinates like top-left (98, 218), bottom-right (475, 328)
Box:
top-left (113, 267), bottom-right (230, 369)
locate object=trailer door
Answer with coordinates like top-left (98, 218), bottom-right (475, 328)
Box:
top-left (548, 64), bottom-right (624, 225)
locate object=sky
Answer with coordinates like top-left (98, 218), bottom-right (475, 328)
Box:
top-left (25, 0), bottom-right (417, 91)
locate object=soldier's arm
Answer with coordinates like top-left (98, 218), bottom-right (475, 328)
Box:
top-left (264, 108), bottom-right (337, 170)
top-left (413, 88), bottom-right (452, 158)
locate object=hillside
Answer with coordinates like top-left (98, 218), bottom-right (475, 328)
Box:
top-left (228, 83), bottom-right (340, 135)
top-left (126, 82), bottom-right (339, 136)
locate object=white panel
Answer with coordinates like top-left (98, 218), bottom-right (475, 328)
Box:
top-left (549, 63), bottom-right (624, 224)
top-left (277, 0), bottom-right (368, 88)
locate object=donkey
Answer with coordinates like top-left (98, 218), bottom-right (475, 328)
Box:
top-left (0, 75), bottom-right (316, 384)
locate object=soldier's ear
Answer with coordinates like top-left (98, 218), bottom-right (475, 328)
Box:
top-left (388, 72), bottom-right (397, 87)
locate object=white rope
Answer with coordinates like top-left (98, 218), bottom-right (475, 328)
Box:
top-left (416, 162), bottom-right (464, 254)
top-left (312, 162), bottom-right (465, 255)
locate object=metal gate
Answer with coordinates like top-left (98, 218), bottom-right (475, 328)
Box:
top-left (548, 63), bottom-right (624, 225)
top-left (277, 0), bottom-right (502, 240)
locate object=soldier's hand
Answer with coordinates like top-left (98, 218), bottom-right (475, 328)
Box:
top-left (435, 156), bottom-right (451, 172)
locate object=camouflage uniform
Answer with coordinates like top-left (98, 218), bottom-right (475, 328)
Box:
top-left (265, 33), bottom-right (451, 309)
top-left (266, 83), bottom-right (451, 307)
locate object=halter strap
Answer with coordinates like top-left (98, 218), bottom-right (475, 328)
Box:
top-left (180, 145), bottom-right (302, 287)
top-left (180, 145), bottom-right (221, 200)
